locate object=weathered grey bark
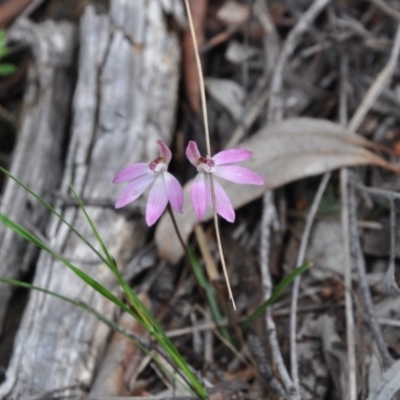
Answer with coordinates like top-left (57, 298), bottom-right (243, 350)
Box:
top-left (0, 0), bottom-right (181, 398)
top-left (0, 18), bottom-right (75, 336)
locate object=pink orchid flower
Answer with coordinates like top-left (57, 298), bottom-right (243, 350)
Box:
top-left (186, 141), bottom-right (264, 223)
top-left (113, 140), bottom-right (183, 226)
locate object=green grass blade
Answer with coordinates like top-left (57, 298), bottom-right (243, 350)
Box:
top-left (188, 247), bottom-right (232, 342)
top-left (0, 213), bottom-right (131, 315)
top-left (118, 280), bottom-right (208, 398)
top-left (68, 187), bottom-right (207, 398)
top-left (0, 166), bottom-right (108, 265)
top-left (242, 262), bottom-right (312, 330)
top-left (0, 277), bottom-right (141, 344)
top-left (69, 184), bottom-right (115, 269)
top-left (0, 63), bottom-right (15, 75)
top-left (0, 277), bottom-right (200, 397)
top-left (69, 185), bottom-right (151, 329)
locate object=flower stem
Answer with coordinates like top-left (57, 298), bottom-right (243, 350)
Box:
top-left (209, 176), bottom-right (236, 310)
top-left (183, 0), bottom-right (211, 157)
top-left (167, 204), bottom-right (189, 258)
top-left (184, 0), bottom-right (236, 310)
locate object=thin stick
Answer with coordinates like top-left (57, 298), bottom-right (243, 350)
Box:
top-left (267, 0), bottom-right (331, 122)
top-left (261, 192), bottom-right (297, 399)
top-left (184, 0), bottom-right (211, 156)
top-left (265, 0), bottom-right (330, 389)
top-left (348, 178), bottom-right (394, 369)
top-left (184, 0), bottom-right (236, 309)
top-left (343, 21), bottom-right (400, 374)
top-left (339, 52), bottom-right (358, 400)
top-left (289, 172), bottom-right (331, 392)
top-left (370, 0), bottom-right (400, 22)
top-left (348, 22), bottom-right (400, 132)
top-left (210, 176), bottom-right (236, 310)
top-left (340, 169), bottom-right (358, 400)
top-left (384, 199), bottom-right (400, 295)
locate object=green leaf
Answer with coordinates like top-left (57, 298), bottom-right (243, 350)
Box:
top-left (0, 48), bottom-right (10, 58)
top-left (68, 185), bottom-right (207, 398)
top-left (0, 276), bottom-right (200, 397)
top-left (69, 184), bottom-right (117, 271)
top-left (0, 30), bottom-right (6, 45)
top-left (0, 63), bottom-right (16, 76)
top-left (188, 247), bottom-right (232, 342)
top-left (242, 262), bottom-right (312, 330)
top-left (0, 213), bottom-right (131, 315)
top-left (0, 174), bottom-right (207, 398)
top-left (0, 166), bottom-right (108, 265)
top-left (0, 276), bottom-right (144, 345)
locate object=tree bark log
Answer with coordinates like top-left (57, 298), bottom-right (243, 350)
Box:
top-left (0, 18), bottom-right (75, 337)
top-left (0, 0), bottom-right (181, 397)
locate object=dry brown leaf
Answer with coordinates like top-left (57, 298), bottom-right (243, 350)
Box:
top-left (155, 117), bottom-right (400, 264)
top-left (0, 0), bottom-right (32, 29)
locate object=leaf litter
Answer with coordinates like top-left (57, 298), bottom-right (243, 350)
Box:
top-left (156, 117), bottom-right (400, 264)
top-left (3, 0), bottom-right (400, 398)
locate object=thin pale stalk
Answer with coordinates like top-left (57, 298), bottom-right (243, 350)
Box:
top-left (339, 52), bottom-right (357, 400)
top-left (290, 172), bottom-right (330, 392)
top-left (168, 206), bottom-right (232, 340)
top-left (183, 0), bottom-right (210, 156)
top-left (210, 176), bottom-right (236, 310)
top-left (340, 169), bottom-right (358, 400)
top-left (260, 192), bottom-right (296, 396)
top-left (184, 0), bottom-right (236, 309)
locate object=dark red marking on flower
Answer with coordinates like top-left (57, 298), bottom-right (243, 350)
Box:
top-left (149, 157), bottom-right (165, 171)
top-left (198, 156), bottom-right (215, 168)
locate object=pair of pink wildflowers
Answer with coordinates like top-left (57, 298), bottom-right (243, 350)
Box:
top-left (113, 140), bottom-right (264, 226)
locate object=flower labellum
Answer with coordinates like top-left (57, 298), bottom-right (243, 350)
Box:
top-left (113, 140), bottom-right (184, 226)
top-left (185, 141), bottom-right (264, 223)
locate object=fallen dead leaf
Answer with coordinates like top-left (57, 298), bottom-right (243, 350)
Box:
top-left (155, 117), bottom-right (400, 264)
top-left (205, 78), bottom-right (244, 121)
top-left (367, 360), bottom-right (400, 400)
top-left (216, 1), bottom-right (250, 26)
top-left (225, 40), bottom-right (259, 64)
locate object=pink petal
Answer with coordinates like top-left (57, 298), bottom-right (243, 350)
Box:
top-left (190, 172), bottom-right (207, 221)
top-left (186, 141), bottom-right (201, 166)
top-left (164, 171), bottom-right (183, 213)
top-left (146, 176), bottom-right (169, 226)
top-left (157, 140), bottom-right (172, 164)
top-left (115, 173), bottom-right (155, 209)
top-left (113, 163), bottom-right (149, 183)
top-left (207, 178), bottom-right (235, 223)
top-left (213, 165), bottom-right (264, 185)
top-left (212, 149), bottom-right (252, 165)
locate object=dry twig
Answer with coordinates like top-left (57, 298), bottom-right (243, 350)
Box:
top-left (340, 169), bottom-right (358, 400)
top-left (348, 177), bottom-right (394, 370)
top-left (289, 172), bottom-right (331, 393)
top-left (260, 192), bottom-right (298, 399)
top-left (339, 21), bottom-right (400, 378)
top-left (370, 0), bottom-right (400, 21)
top-left (267, 0), bottom-right (331, 122)
top-left (338, 52), bottom-right (358, 400)
top-left (348, 22), bottom-right (400, 132)
top-left (264, 0), bottom-right (331, 393)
